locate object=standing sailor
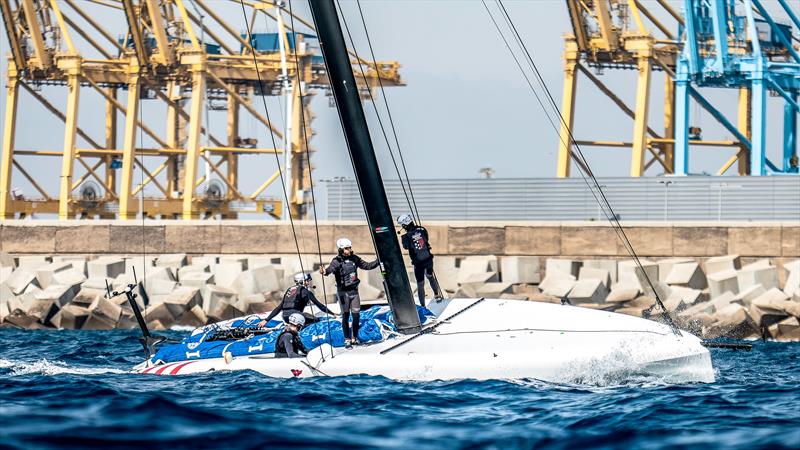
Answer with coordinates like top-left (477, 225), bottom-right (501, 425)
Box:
top-left (261, 272), bottom-right (336, 327)
top-left (275, 313), bottom-right (308, 358)
top-left (319, 238), bottom-right (380, 347)
top-left (397, 214), bottom-right (443, 307)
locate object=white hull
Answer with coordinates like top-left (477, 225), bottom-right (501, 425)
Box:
top-left (135, 298), bottom-right (715, 384)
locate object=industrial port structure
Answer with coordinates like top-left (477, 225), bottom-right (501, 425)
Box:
top-left (560, 0), bottom-right (799, 178)
top-left (0, 1), bottom-right (797, 221)
top-left (0, 0), bottom-right (401, 220)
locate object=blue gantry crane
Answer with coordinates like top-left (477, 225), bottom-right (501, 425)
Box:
top-left (675, 0), bottom-right (800, 176)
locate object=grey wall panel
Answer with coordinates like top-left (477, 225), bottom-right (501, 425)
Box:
top-left (323, 177), bottom-right (800, 221)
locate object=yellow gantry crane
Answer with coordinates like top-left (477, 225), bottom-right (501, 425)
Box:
top-left (0, 0), bottom-right (403, 220)
top-left (559, 0), bottom-right (691, 177)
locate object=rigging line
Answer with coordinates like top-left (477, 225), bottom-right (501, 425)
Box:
top-left (335, 0), bottom-right (417, 223)
top-left (284, 1), bottom-right (331, 358)
top-left (236, 0), bottom-right (306, 276)
top-left (354, 0), bottom-right (420, 224)
top-left (495, 2), bottom-right (663, 312)
top-left (494, 1), bottom-right (676, 331)
top-left (138, 75), bottom-right (147, 321)
top-left (325, 0), bottom-right (387, 298)
top-left (480, 1), bottom-right (579, 173)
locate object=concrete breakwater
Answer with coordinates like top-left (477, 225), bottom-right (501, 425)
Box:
top-left (0, 247), bottom-right (798, 341)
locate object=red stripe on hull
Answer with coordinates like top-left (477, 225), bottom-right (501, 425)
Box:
top-left (168, 362), bottom-right (195, 375)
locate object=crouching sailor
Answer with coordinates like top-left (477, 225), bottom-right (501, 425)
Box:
top-left (397, 214), bottom-right (443, 307)
top-left (261, 272), bottom-right (336, 327)
top-left (319, 237), bottom-right (379, 347)
top-left (275, 313), bottom-right (308, 358)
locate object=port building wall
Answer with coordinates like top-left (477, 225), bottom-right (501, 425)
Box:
top-left (322, 176), bottom-right (800, 222)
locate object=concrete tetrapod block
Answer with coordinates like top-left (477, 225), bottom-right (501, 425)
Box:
top-left (657, 258), bottom-right (694, 283)
top-left (705, 303), bottom-right (757, 339)
top-left (52, 269), bottom-right (87, 288)
top-left (16, 256), bottom-right (50, 271)
top-left (231, 266), bottom-right (283, 296)
top-left (88, 296), bottom-right (122, 324)
top-left (88, 257), bottom-right (126, 279)
top-left (190, 256), bottom-right (217, 267)
top-left (500, 256), bottom-right (540, 284)
top-left (784, 268), bottom-right (800, 298)
top-left (733, 284), bottom-right (767, 307)
top-left (179, 271), bottom-right (215, 288)
top-left (768, 316), bottom-right (800, 341)
top-left (618, 260), bottom-right (658, 295)
top-left (0, 266), bottom-right (12, 284)
top-left (567, 279), bottom-right (609, 304)
top-left (209, 300), bottom-right (245, 323)
top-left (583, 260), bottom-right (618, 283)
top-left (546, 259), bottom-right (582, 278)
top-left (143, 302), bottom-right (176, 327)
top-left (665, 262), bottom-right (707, 290)
top-left (606, 282), bottom-right (641, 303)
top-left (52, 256), bottom-right (88, 275)
top-left (35, 262), bottom-right (73, 289)
top-left (124, 257), bottom-right (156, 279)
top-left (457, 271), bottom-right (499, 285)
top-left (202, 285), bottom-right (238, 315)
top-left (176, 304), bottom-right (208, 328)
top-left (359, 282), bottom-right (383, 300)
top-left (578, 267), bottom-right (611, 288)
top-left (177, 265), bottom-right (209, 281)
top-left (474, 282), bottom-right (514, 298)
top-left (156, 254), bottom-right (188, 271)
top-left (460, 255), bottom-right (499, 273)
top-left (540, 276), bottom-right (576, 298)
top-left (50, 304), bottom-right (90, 329)
top-left (163, 287), bottom-right (202, 319)
top-left (246, 257), bottom-right (273, 271)
top-left (737, 265), bottom-right (779, 292)
top-left (707, 270), bottom-right (740, 298)
top-left (664, 286), bottom-right (703, 312)
top-left (71, 288), bottom-right (105, 308)
top-left (211, 263), bottom-right (244, 289)
top-left (145, 279), bottom-right (178, 296)
top-left (704, 255), bottom-right (741, 276)
top-left (703, 291), bottom-right (740, 315)
top-left (4, 269), bottom-right (39, 296)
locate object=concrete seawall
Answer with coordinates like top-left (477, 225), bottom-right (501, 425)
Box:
top-left (1, 221), bottom-right (797, 259)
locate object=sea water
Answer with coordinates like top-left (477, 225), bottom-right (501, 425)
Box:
top-left (1, 329), bottom-right (798, 449)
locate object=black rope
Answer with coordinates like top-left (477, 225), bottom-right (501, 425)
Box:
top-left (285, 0), bottom-right (333, 359)
top-left (488, 1), bottom-right (678, 333)
top-left (236, 0), bottom-right (307, 279)
top-left (335, 0), bottom-right (417, 224)
top-left (354, 0), bottom-right (421, 224)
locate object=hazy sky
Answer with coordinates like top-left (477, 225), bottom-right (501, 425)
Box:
top-left (0, 0), bottom-right (797, 206)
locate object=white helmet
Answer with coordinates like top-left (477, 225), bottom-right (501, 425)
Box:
top-left (294, 272), bottom-right (311, 284)
top-left (288, 313), bottom-right (305, 327)
top-left (336, 237), bottom-right (353, 250)
top-left (396, 214), bottom-right (413, 226)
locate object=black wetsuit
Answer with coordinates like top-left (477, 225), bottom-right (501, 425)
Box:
top-left (264, 284), bottom-right (334, 325)
top-left (401, 225), bottom-right (442, 307)
top-left (275, 329), bottom-right (307, 358)
top-left (323, 254), bottom-right (379, 341)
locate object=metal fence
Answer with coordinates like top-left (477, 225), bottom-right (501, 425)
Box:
top-left (322, 176), bottom-right (800, 221)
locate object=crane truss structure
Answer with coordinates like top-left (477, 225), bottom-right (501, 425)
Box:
top-left (559, 0), bottom-right (798, 177)
top-left (676, 0), bottom-right (800, 176)
top-left (0, 0), bottom-right (403, 220)
top-left (560, 0), bottom-right (686, 177)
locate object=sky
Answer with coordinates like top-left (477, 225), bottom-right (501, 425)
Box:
top-left (0, 0), bottom-right (797, 209)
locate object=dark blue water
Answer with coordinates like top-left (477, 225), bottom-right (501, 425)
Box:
top-left (1, 329), bottom-right (798, 450)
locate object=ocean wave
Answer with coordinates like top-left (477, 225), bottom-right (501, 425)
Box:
top-left (2, 358), bottom-right (127, 376)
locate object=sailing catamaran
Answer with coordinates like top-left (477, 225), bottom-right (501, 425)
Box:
top-left (131, 0), bottom-right (715, 383)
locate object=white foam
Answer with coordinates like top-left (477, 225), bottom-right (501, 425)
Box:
top-left (169, 325), bottom-right (196, 332)
top-left (3, 358), bottom-right (126, 376)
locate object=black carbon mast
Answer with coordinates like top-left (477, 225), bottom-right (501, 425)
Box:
top-left (309, 0), bottom-right (421, 334)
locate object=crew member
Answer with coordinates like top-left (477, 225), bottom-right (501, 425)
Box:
top-left (319, 237), bottom-right (380, 347)
top-left (397, 214), bottom-right (443, 308)
top-left (275, 313), bottom-right (307, 358)
top-left (261, 272), bottom-right (336, 327)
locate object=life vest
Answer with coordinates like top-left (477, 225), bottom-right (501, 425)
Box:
top-left (408, 228), bottom-right (431, 262)
top-left (338, 257), bottom-right (360, 289)
top-left (274, 329), bottom-right (305, 358)
top-left (282, 285), bottom-right (303, 311)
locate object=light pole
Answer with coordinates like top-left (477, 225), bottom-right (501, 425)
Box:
top-left (658, 180), bottom-right (674, 222)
